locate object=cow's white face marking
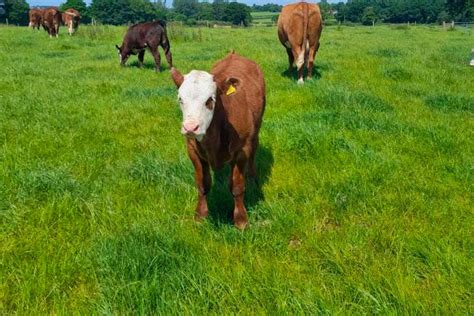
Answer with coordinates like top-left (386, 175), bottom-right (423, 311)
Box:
top-left (178, 70), bottom-right (216, 141)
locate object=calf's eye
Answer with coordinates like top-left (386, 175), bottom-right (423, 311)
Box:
top-left (205, 97), bottom-right (214, 110)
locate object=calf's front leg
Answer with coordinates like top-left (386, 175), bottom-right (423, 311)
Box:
top-left (229, 155), bottom-right (248, 230)
top-left (188, 143), bottom-right (211, 220)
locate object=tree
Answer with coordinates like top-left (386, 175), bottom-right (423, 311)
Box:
top-left (334, 2), bottom-right (348, 22)
top-left (173, 0), bottom-right (199, 18)
top-left (319, 0), bottom-right (332, 20)
top-left (60, 0), bottom-right (90, 23)
top-left (223, 2), bottom-right (251, 26)
top-left (90, 0), bottom-right (159, 25)
top-left (5, 0), bottom-right (29, 25)
top-left (361, 6), bottom-right (377, 25)
top-left (212, 0), bottom-right (227, 22)
top-left (197, 2), bottom-right (214, 21)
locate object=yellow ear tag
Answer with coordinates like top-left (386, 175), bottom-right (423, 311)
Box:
top-left (226, 84), bottom-right (236, 96)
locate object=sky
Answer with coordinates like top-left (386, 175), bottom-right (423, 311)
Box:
top-left (28, 0), bottom-right (344, 7)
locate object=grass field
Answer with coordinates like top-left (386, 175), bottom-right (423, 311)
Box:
top-left (251, 11), bottom-right (278, 25)
top-left (1, 24), bottom-right (473, 313)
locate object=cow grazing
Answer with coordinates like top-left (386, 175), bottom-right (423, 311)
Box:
top-left (28, 9), bottom-right (43, 30)
top-left (116, 21), bottom-right (172, 72)
top-left (61, 8), bottom-right (81, 35)
top-left (42, 7), bottom-right (62, 38)
top-left (278, 2), bottom-right (323, 84)
top-left (171, 52), bottom-right (266, 229)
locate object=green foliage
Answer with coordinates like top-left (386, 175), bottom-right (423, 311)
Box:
top-left (4, 0), bottom-right (29, 25)
top-left (89, 0), bottom-right (159, 25)
top-left (335, 0), bottom-right (473, 23)
top-left (60, 0), bottom-right (91, 23)
top-left (224, 2), bottom-right (252, 26)
top-left (361, 6), bottom-right (377, 25)
top-left (1, 24), bottom-right (473, 314)
top-left (251, 3), bottom-right (282, 13)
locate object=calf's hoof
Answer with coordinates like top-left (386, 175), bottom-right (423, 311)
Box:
top-left (194, 206), bottom-right (208, 221)
top-left (194, 213), bottom-right (208, 222)
top-left (233, 209), bottom-right (248, 230)
top-left (297, 78), bottom-right (304, 85)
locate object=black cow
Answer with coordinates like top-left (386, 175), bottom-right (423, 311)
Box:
top-left (116, 21), bottom-right (173, 72)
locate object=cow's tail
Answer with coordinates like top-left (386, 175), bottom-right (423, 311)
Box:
top-left (297, 2), bottom-right (309, 70)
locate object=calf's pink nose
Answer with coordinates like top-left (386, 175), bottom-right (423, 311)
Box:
top-left (183, 121), bottom-right (199, 133)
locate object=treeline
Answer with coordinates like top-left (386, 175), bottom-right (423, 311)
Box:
top-left (3, 0), bottom-right (472, 26)
top-left (323, 0), bottom-right (473, 25)
top-left (2, 0), bottom-right (251, 26)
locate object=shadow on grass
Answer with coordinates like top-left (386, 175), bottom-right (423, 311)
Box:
top-left (127, 59), bottom-right (171, 71)
top-left (281, 65), bottom-right (322, 81)
top-left (206, 146), bottom-right (274, 226)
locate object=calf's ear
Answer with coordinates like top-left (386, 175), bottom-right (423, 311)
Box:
top-left (220, 77), bottom-right (240, 95)
top-left (171, 67), bottom-right (184, 88)
top-left (115, 44), bottom-right (121, 51)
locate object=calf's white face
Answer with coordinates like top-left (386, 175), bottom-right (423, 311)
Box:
top-left (174, 70), bottom-right (217, 141)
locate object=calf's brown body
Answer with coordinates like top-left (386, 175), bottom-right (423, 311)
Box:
top-left (29, 9), bottom-right (43, 30)
top-left (278, 2), bottom-right (323, 83)
top-left (172, 53), bottom-right (266, 229)
top-left (61, 8), bottom-right (81, 35)
top-left (42, 7), bottom-right (61, 38)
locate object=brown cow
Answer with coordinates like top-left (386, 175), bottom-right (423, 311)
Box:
top-left (171, 52), bottom-right (266, 229)
top-left (61, 8), bottom-right (81, 36)
top-left (278, 2), bottom-right (323, 84)
top-left (42, 7), bottom-right (62, 38)
top-left (28, 9), bottom-right (43, 30)
top-left (116, 21), bottom-right (172, 72)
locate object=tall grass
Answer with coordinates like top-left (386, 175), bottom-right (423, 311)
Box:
top-left (1, 24), bottom-right (473, 313)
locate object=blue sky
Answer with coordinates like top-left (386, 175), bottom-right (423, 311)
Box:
top-left (28, 0), bottom-right (343, 7)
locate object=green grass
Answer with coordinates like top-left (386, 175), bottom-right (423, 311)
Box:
top-left (251, 11), bottom-right (278, 25)
top-left (1, 24), bottom-right (473, 313)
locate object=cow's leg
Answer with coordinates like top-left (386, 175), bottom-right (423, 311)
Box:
top-left (188, 144), bottom-right (211, 220)
top-left (138, 50), bottom-right (145, 68)
top-left (292, 46), bottom-right (305, 84)
top-left (149, 46), bottom-right (162, 72)
top-left (163, 45), bottom-right (173, 68)
top-left (248, 137), bottom-right (258, 179)
top-left (229, 154), bottom-right (248, 230)
top-left (286, 47), bottom-right (294, 71)
top-left (307, 42), bottom-right (320, 80)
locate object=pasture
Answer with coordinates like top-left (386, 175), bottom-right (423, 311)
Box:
top-left (1, 24), bottom-right (473, 313)
top-left (251, 11), bottom-right (278, 26)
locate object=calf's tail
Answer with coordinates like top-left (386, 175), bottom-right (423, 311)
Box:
top-left (296, 2), bottom-right (309, 70)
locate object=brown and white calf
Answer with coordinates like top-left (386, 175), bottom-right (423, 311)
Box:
top-left (116, 21), bottom-right (172, 72)
top-left (42, 7), bottom-right (61, 38)
top-left (278, 2), bottom-right (323, 84)
top-left (29, 9), bottom-right (43, 30)
top-left (61, 8), bottom-right (80, 35)
top-left (171, 52), bottom-right (266, 229)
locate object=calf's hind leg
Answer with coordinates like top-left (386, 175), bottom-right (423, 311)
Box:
top-left (138, 50), bottom-right (145, 68)
top-left (149, 46), bottom-right (162, 72)
top-left (162, 44), bottom-right (173, 68)
top-left (229, 154), bottom-right (248, 230)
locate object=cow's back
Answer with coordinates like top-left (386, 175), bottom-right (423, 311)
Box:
top-left (43, 7), bottom-right (61, 25)
top-left (278, 2), bottom-right (322, 48)
top-left (211, 53), bottom-right (265, 136)
top-left (29, 9), bottom-right (42, 21)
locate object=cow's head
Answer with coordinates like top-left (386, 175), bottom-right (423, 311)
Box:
top-left (115, 45), bottom-right (128, 66)
top-left (171, 68), bottom-right (217, 141)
